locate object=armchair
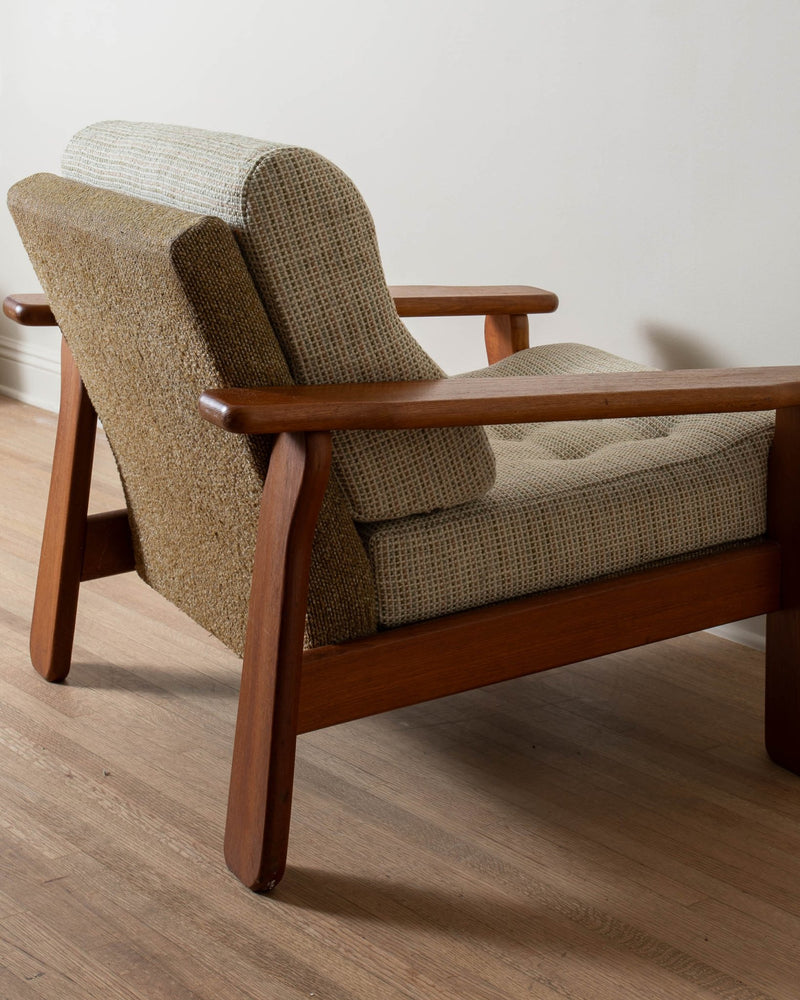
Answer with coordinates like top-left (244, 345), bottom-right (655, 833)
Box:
top-left (6, 121), bottom-right (800, 893)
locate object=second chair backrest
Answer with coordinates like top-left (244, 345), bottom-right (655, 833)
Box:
top-left (62, 120), bottom-right (496, 522)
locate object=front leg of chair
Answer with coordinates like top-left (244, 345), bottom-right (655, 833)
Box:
top-left (765, 405), bottom-right (800, 773)
top-left (224, 430), bottom-right (332, 891)
top-left (30, 338), bottom-right (98, 682)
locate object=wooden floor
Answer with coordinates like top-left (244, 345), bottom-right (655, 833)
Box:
top-left (1, 394), bottom-right (800, 999)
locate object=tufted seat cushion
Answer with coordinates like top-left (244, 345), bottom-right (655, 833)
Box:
top-left (360, 344), bottom-right (774, 629)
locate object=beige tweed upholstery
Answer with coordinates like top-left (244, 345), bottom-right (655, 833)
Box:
top-left (360, 344), bottom-right (774, 629)
top-left (62, 120), bottom-right (496, 521)
top-left (9, 173), bottom-right (377, 653)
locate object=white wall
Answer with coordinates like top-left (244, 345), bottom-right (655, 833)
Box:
top-left (2, 0), bottom-right (798, 645)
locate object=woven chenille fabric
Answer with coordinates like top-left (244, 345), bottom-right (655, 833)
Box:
top-left (62, 120), bottom-right (496, 521)
top-left (360, 344), bottom-right (774, 628)
top-left (9, 174), bottom-right (377, 653)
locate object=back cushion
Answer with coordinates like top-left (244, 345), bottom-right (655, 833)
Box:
top-left (62, 121), bottom-right (496, 520)
top-left (9, 174), bottom-right (377, 653)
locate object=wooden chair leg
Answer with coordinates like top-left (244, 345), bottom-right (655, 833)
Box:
top-left (484, 313), bottom-right (529, 365)
top-left (223, 430), bottom-right (332, 891)
top-left (765, 405), bottom-right (800, 772)
top-left (30, 338), bottom-right (97, 682)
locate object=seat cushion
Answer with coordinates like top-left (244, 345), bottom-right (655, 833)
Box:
top-left (360, 344), bottom-right (774, 629)
top-left (62, 120), bottom-right (495, 521)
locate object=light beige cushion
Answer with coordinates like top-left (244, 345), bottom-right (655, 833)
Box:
top-left (9, 174), bottom-right (377, 653)
top-left (62, 120), bottom-right (496, 521)
top-left (360, 344), bottom-right (774, 629)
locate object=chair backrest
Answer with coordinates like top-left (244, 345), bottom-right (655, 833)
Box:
top-left (62, 120), bottom-right (496, 521)
top-left (8, 173), bottom-right (377, 653)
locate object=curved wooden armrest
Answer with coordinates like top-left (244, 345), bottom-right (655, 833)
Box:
top-left (199, 367), bottom-right (800, 435)
top-left (3, 293), bottom-right (57, 326)
top-left (389, 285), bottom-right (558, 317)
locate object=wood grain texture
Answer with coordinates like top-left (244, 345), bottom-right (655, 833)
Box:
top-left (29, 340), bottom-right (98, 682)
top-left (3, 395), bottom-right (800, 999)
top-left (199, 366), bottom-right (800, 434)
top-left (2, 292), bottom-right (57, 326)
top-left (765, 405), bottom-right (800, 772)
top-left (484, 313), bottom-right (530, 364)
top-left (298, 543), bottom-right (780, 733)
top-left (224, 431), bottom-right (332, 891)
top-left (389, 284), bottom-right (558, 317)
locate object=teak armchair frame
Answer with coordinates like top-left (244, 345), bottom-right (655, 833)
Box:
top-left (6, 287), bottom-right (800, 892)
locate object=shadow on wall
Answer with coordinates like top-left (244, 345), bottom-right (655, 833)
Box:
top-left (641, 321), bottom-right (727, 370)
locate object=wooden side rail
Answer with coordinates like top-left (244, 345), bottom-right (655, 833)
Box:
top-left (298, 541), bottom-right (781, 733)
top-left (199, 367), bottom-right (800, 435)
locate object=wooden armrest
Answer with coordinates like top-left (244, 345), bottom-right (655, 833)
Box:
top-left (2, 288), bottom-right (556, 324)
top-left (199, 367), bottom-right (800, 435)
top-left (3, 293), bottom-right (57, 326)
top-left (389, 285), bottom-right (558, 317)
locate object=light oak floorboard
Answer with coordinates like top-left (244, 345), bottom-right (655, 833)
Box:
top-left (1, 394), bottom-right (799, 999)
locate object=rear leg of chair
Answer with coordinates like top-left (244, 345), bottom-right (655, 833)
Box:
top-left (765, 405), bottom-right (800, 773)
top-left (30, 339), bottom-right (98, 682)
top-left (224, 430), bottom-right (331, 891)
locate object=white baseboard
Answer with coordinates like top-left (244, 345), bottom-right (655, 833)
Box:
top-left (0, 332), bottom-right (60, 412)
